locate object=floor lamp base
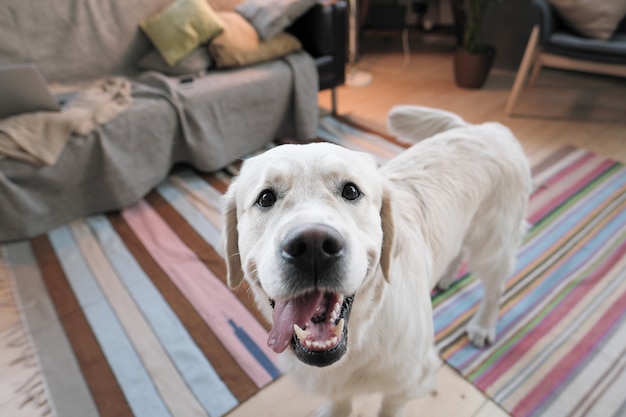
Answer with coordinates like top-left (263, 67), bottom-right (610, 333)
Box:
top-left (346, 68), bottom-right (373, 87)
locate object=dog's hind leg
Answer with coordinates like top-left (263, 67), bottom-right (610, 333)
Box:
top-left (466, 250), bottom-right (516, 347)
top-left (437, 250), bottom-right (464, 291)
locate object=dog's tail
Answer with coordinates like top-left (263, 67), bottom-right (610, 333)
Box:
top-left (387, 105), bottom-right (469, 143)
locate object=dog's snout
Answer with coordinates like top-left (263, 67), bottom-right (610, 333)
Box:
top-left (281, 224), bottom-right (345, 272)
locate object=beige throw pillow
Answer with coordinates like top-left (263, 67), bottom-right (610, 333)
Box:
top-left (209, 11), bottom-right (260, 59)
top-left (140, 0), bottom-right (224, 66)
top-left (210, 30), bottom-right (301, 68)
top-left (549, 0), bottom-right (626, 40)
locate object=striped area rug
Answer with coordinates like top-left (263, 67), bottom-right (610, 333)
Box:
top-left (1, 116), bottom-right (625, 417)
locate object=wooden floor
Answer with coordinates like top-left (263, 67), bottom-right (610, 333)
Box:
top-left (227, 39), bottom-right (626, 417)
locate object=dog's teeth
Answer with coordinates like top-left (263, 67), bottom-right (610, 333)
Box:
top-left (330, 336), bottom-right (338, 346)
top-left (333, 318), bottom-right (345, 337)
top-left (305, 340), bottom-right (312, 348)
top-left (293, 324), bottom-right (310, 342)
top-left (329, 311), bottom-right (337, 323)
top-left (337, 294), bottom-right (344, 304)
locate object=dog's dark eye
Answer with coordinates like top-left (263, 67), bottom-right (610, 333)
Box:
top-left (256, 189), bottom-right (277, 208)
top-left (341, 183), bottom-right (361, 201)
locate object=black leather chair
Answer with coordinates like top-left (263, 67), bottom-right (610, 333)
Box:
top-left (289, 0), bottom-right (348, 115)
top-left (505, 0), bottom-right (626, 114)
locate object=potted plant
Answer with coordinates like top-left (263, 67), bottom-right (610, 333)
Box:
top-left (453, 0), bottom-right (497, 88)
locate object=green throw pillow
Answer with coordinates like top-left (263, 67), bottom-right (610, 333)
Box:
top-left (140, 0), bottom-right (224, 66)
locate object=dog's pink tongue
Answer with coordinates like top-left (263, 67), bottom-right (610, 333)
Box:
top-left (268, 290), bottom-right (324, 353)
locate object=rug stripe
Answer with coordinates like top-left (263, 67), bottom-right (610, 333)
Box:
top-left (528, 156), bottom-right (615, 224)
top-left (487, 241), bottom-right (626, 404)
top-left (528, 153), bottom-right (605, 218)
top-left (30, 234), bottom-right (134, 417)
top-left (318, 116), bottom-right (403, 164)
top-left (170, 171), bottom-right (224, 229)
top-left (68, 219), bottom-right (211, 417)
top-left (106, 212), bottom-right (259, 403)
top-left (152, 179), bottom-right (273, 330)
top-left (480, 235), bottom-right (626, 398)
top-left (144, 190), bottom-right (271, 332)
top-left (3, 242), bottom-right (99, 417)
top-left (142, 191), bottom-right (278, 375)
top-left (512, 272), bottom-right (626, 416)
top-left (541, 290), bottom-right (626, 417)
top-left (121, 199), bottom-right (278, 388)
top-left (47, 226), bottom-right (173, 417)
top-left (530, 145), bottom-right (578, 179)
top-left (570, 346), bottom-right (626, 417)
top-left (85, 215), bottom-right (238, 416)
top-left (145, 188), bottom-right (280, 380)
top-left (157, 180), bottom-right (223, 251)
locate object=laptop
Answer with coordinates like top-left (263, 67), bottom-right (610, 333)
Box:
top-left (0, 63), bottom-right (75, 119)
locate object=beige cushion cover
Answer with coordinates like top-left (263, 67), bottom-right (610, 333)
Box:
top-left (209, 11), bottom-right (260, 59)
top-left (549, 0), bottom-right (626, 40)
top-left (209, 32), bottom-right (302, 68)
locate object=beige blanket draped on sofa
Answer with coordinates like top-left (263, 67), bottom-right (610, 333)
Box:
top-left (0, 77), bottom-right (132, 166)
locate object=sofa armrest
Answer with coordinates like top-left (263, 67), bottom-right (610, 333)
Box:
top-left (288, 0), bottom-right (348, 90)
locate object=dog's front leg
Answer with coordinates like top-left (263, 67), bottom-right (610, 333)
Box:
top-left (315, 398), bottom-right (352, 417)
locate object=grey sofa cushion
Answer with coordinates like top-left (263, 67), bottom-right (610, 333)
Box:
top-left (138, 47), bottom-right (214, 75)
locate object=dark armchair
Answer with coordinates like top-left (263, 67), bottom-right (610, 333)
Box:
top-left (289, 0), bottom-right (348, 115)
top-left (505, 0), bottom-right (626, 114)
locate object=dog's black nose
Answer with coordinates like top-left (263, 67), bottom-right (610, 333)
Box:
top-left (281, 224), bottom-right (345, 274)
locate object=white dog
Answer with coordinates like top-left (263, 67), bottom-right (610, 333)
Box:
top-left (221, 106), bottom-right (532, 417)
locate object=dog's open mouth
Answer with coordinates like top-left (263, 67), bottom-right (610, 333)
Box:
top-left (267, 290), bottom-right (354, 367)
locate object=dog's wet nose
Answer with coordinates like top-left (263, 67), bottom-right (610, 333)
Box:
top-left (281, 224), bottom-right (345, 272)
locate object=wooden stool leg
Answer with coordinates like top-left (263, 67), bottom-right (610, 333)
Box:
top-left (505, 25), bottom-right (540, 115)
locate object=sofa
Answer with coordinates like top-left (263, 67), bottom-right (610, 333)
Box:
top-left (0, 0), bottom-right (347, 242)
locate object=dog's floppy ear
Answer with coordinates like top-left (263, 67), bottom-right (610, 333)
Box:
top-left (379, 180), bottom-right (396, 283)
top-left (221, 181), bottom-right (245, 288)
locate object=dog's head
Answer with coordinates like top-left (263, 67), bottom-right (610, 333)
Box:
top-left (222, 143), bottom-right (395, 367)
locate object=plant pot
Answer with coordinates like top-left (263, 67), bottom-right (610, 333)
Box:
top-left (453, 46), bottom-right (496, 89)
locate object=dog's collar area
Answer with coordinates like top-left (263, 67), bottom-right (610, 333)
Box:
top-left (267, 292), bottom-right (354, 367)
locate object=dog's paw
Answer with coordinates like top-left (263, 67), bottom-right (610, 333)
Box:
top-left (466, 318), bottom-right (495, 348)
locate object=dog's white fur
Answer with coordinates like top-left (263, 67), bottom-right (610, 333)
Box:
top-left (222, 106), bottom-right (532, 417)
